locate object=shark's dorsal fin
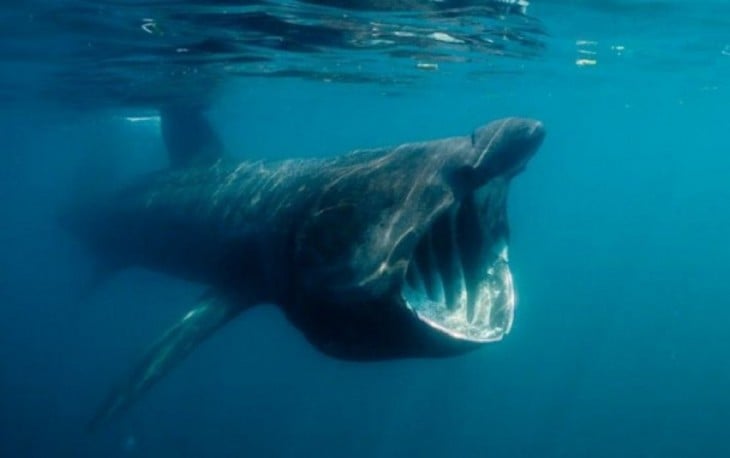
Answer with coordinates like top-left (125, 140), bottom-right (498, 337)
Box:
top-left (160, 105), bottom-right (224, 168)
top-left (88, 290), bottom-right (249, 430)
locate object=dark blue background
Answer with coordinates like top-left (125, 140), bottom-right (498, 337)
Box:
top-left (2, 6), bottom-right (730, 456)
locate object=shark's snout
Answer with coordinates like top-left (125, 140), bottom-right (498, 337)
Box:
top-left (472, 117), bottom-right (545, 180)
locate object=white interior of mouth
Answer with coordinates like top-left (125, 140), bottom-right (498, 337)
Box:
top-left (401, 201), bottom-right (515, 342)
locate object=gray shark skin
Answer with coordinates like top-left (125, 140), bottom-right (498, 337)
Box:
top-left (66, 114), bottom-right (545, 429)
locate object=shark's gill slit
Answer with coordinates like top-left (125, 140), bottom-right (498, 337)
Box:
top-left (405, 255), bottom-right (423, 290)
top-left (413, 233), bottom-right (434, 299)
top-left (448, 205), bottom-right (468, 316)
top-left (431, 211), bottom-right (456, 310)
top-left (456, 194), bottom-right (481, 323)
top-left (426, 230), bottom-right (446, 304)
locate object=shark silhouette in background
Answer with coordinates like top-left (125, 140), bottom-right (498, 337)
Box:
top-left (63, 107), bottom-right (545, 428)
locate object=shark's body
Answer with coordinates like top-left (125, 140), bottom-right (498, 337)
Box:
top-left (66, 111), bottom-right (545, 427)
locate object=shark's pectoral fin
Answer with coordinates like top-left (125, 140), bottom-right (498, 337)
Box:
top-left (89, 290), bottom-right (247, 430)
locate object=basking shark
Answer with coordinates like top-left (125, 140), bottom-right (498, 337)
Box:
top-left (65, 109), bottom-right (545, 428)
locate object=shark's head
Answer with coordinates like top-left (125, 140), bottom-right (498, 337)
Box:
top-left (398, 117), bottom-right (544, 343)
top-left (292, 118), bottom-right (545, 356)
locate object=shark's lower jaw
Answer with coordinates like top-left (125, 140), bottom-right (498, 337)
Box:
top-left (401, 195), bottom-right (515, 343)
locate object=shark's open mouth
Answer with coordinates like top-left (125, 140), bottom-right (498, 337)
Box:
top-left (401, 186), bottom-right (514, 342)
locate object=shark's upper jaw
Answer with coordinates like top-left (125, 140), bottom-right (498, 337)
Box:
top-left (400, 118), bottom-right (544, 343)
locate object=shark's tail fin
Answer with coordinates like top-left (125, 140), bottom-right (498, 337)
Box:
top-left (60, 121), bottom-right (124, 229)
top-left (57, 120), bottom-right (131, 298)
top-left (61, 106), bottom-right (225, 293)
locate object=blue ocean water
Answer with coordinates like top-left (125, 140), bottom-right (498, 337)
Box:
top-left (1, 1), bottom-right (729, 457)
